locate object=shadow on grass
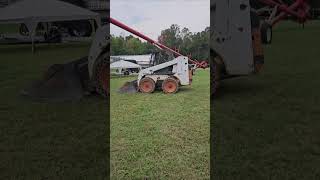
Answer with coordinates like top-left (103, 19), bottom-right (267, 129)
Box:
top-left (18, 91), bottom-right (108, 104)
top-left (178, 86), bottom-right (193, 92)
top-left (213, 77), bottom-right (264, 100)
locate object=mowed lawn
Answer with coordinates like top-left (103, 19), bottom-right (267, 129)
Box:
top-left (213, 21), bottom-right (320, 179)
top-left (0, 42), bottom-right (108, 179)
top-left (110, 70), bottom-right (210, 179)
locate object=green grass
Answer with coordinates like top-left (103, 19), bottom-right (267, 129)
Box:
top-left (110, 70), bottom-right (210, 179)
top-left (0, 42), bottom-right (109, 179)
top-left (0, 24), bottom-right (20, 33)
top-left (2, 20), bottom-right (319, 179)
top-left (213, 21), bottom-right (320, 179)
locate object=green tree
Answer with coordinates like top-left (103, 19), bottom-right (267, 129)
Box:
top-left (158, 24), bottom-right (182, 50)
top-left (110, 24), bottom-right (210, 62)
top-left (125, 37), bottom-right (143, 55)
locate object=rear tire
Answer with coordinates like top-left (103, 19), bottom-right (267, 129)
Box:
top-left (92, 52), bottom-right (109, 97)
top-left (162, 77), bottom-right (179, 94)
top-left (139, 77), bottom-right (155, 93)
top-left (211, 60), bottom-right (220, 97)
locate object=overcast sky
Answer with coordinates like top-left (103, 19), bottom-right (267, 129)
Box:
top-left (110, 0), bottom-right (209, 40)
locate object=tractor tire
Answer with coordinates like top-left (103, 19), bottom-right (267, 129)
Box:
top-left (91, 52), bottom-right (109, 97)
top-left (211, 52), bottom-right (222, 98)
top-left (211, 60), bottom-right (220, 97)
top-left (139, 77), bottom-right (156, 93)
top-left (162, 77), bottom-right (179, 94)
top-left (261, 22), bottom-right (272, 44)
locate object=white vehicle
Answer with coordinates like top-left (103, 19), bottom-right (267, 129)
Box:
top-left (137, 56), bottom-right (191, 93)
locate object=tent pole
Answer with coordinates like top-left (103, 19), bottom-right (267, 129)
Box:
top-left (31, 36), bottom-right (35, 54)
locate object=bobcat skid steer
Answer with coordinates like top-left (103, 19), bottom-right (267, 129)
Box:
top-left (211, 0), bottom-right (265, 96)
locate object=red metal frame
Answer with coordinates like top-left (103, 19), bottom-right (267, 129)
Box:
top-left (109, 17), bottom-right (208, 69)
top-left (258, 0), bottom-right (310, 26)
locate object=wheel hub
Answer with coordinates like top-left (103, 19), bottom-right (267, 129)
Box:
top-left (162, 78), bottom-right (178, 93)
top-left (139, 77), bottom-right (155, 93)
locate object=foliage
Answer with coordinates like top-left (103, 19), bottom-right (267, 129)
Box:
top-left (158, 25), bottom-right (210, 61)
top-left (0, 42), bottom-right (108, 179)
top-left (111, 25), bottom-right (210, 61)
top-left (110, 35), bottom-right (156, 56)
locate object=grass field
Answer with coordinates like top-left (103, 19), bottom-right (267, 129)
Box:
top-left (213, 21), bottom-right (320, 179)
top-left (110, 70), bottom-right (210, 179)
top-left (0, 24), bottom-right (19, 33)
top-left (0, 40), bottom-right (210, 179)
top-left (1, 20), bottom-right (320, 179)
top-left (0, 42), bottom-right (109, 179)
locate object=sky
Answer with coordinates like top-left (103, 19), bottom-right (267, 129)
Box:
top-left (110, 0), bottom-right (210, 41)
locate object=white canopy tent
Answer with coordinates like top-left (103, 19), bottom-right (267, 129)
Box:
top-left (0, 0), bottom-right (101, 52)
top-left (110, 60), bottom-right (141, 75)
top-left (110, 60), bottom-right (141, 69)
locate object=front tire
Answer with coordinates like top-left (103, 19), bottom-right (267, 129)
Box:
top-left (139, 77), bottom-right (156, 93)
top-left (92, 52), bottom-right (109, 97)
top-left (162, 77), bottom-right (179, 94)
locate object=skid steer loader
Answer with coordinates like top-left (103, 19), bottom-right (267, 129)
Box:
top-left (211, 0), bottom-right (311, 96)
top-left (22, 17), bottom-right (201, 101)
top-left (109, 18), bottom-right (204, 94)
top-left (211, 0), bottom-right (266, 96)
top-left (119, 56), bottom-right (192, 94)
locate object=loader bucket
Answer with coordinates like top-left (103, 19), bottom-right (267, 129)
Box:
top-left (118, 80), bottom-right (138, 93)
top-left (21, 58), bottom-right (88, 102)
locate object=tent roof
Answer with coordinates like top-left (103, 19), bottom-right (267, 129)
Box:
top-left (111, 54), bottom-right (152, 62)
top-left (110, 60), bottom-right (141, 69)
top-left (0, 0), bottom-right (100, 24)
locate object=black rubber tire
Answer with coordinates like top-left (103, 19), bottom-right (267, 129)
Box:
top-left (211, 59), bottom-right (220, 97)
top-left (211, 49), bottom-right (222, 98)
top-left (261, 22), bottom-right (272, 44)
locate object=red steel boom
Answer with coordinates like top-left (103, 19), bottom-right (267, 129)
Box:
top-left (109, 17), bottom-right (208, 68)
top-left (257, 0), bottom-right (310, 26)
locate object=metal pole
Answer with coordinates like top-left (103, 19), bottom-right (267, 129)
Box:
top-left (32, 36), bottom-right (35, 54)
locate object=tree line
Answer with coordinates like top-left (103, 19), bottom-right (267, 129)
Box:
top-left (111, 24), bottom-right (210, 61)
